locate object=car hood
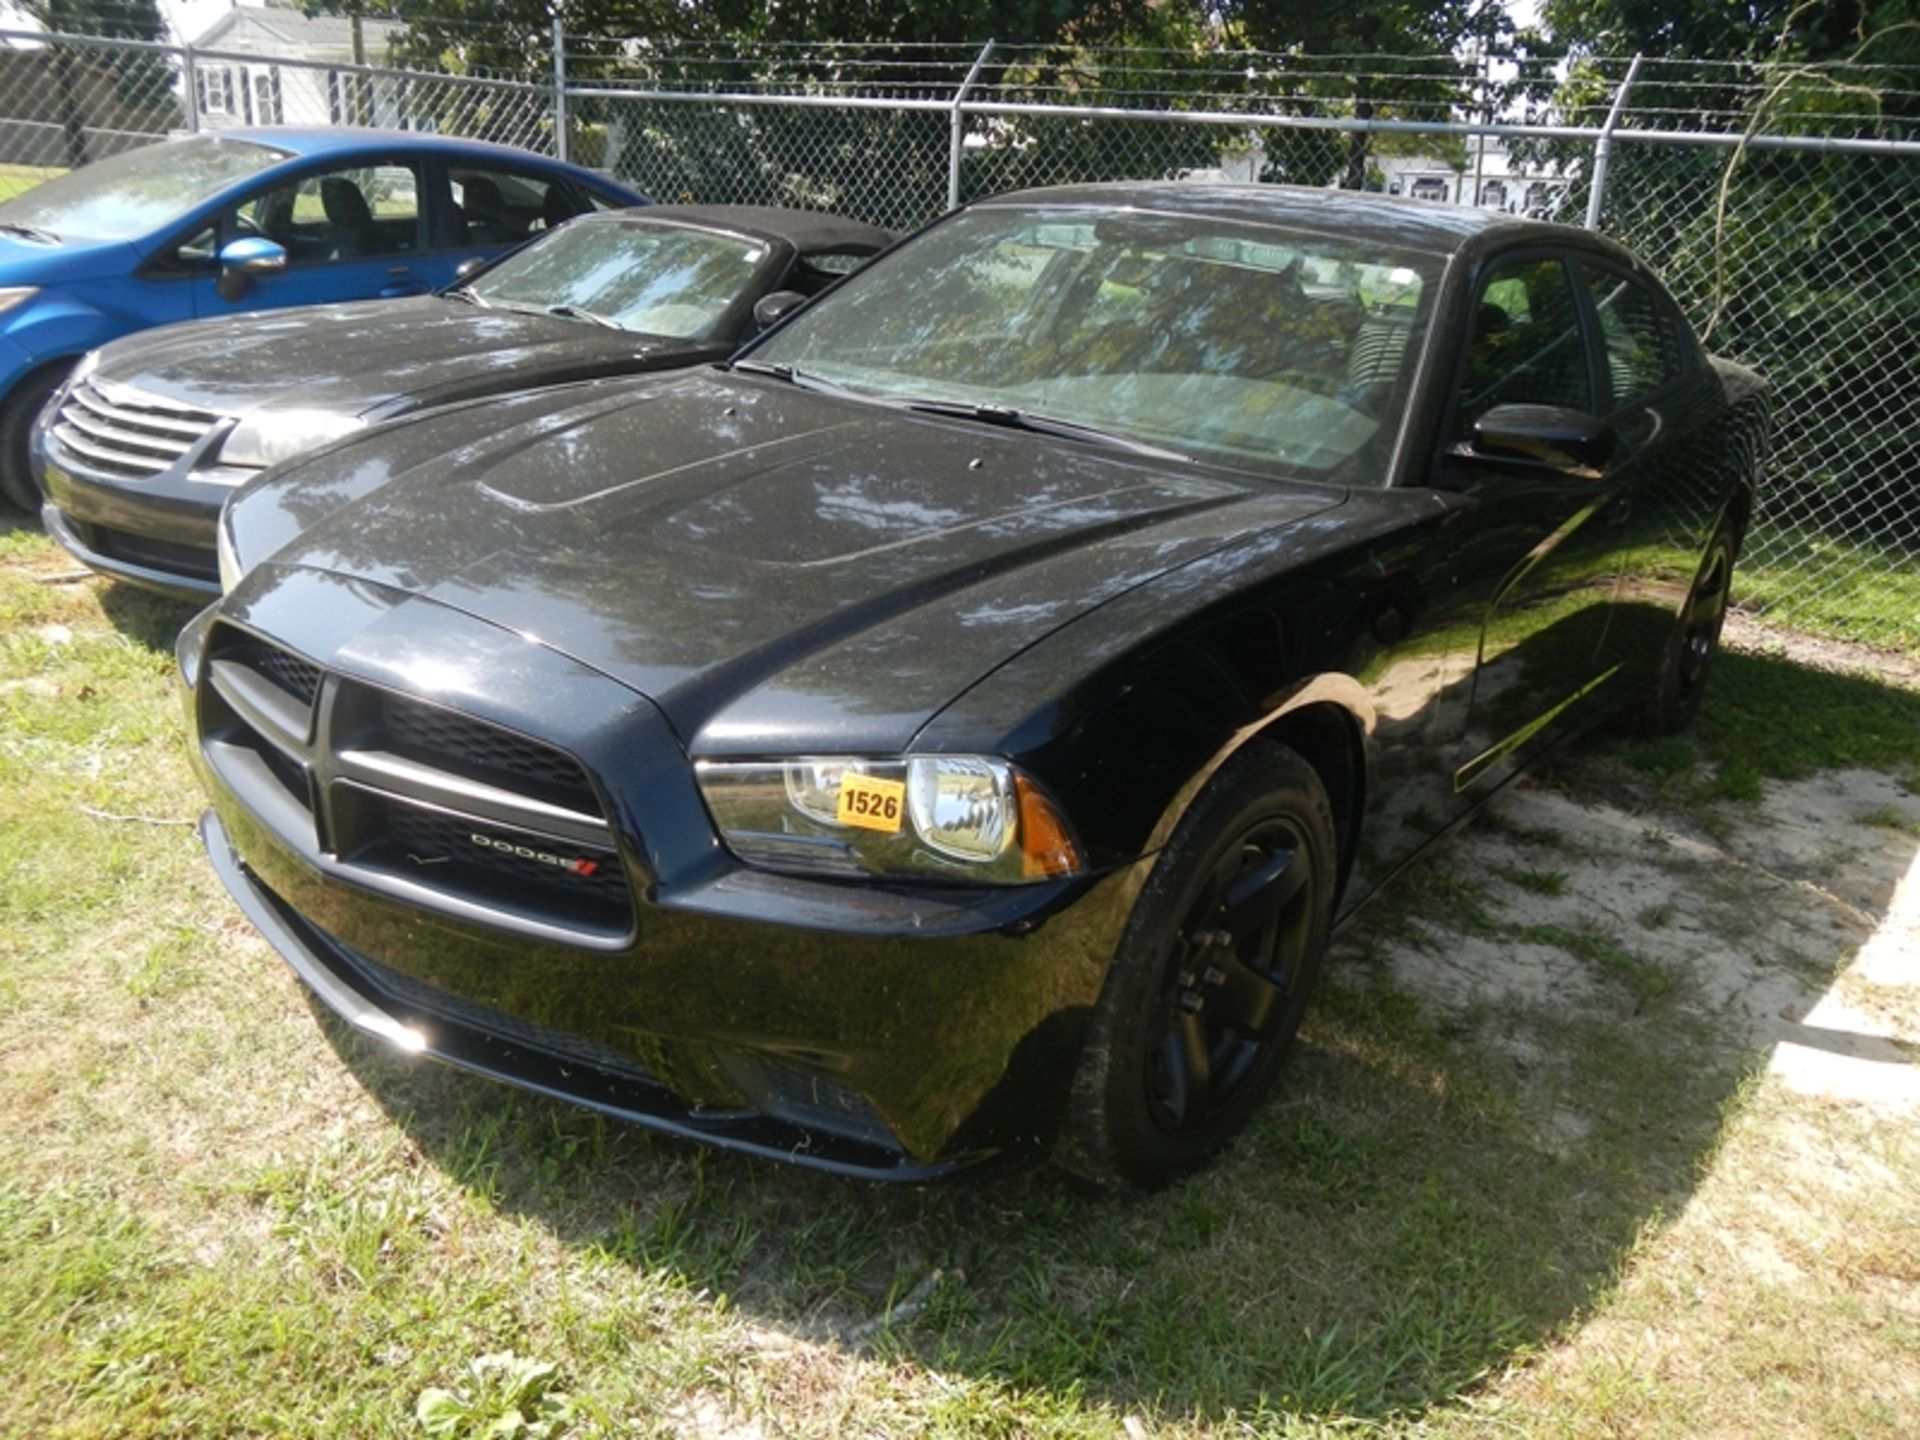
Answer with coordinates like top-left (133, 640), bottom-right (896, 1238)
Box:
top-left (231, 370), bottom-right (1346, 751)
top-left (0, 232), bottom-right (141, 287)
top-left (91, 297), bottom-right (708, 418)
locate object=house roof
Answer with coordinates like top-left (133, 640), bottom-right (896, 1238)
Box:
top-left (192, 3), bottom-right (402, 62)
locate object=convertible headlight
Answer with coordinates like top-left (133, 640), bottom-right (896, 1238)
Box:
top-left (219, 408), bottom-right (364, 470)
top-left (697, 755), bottom-right (1081, 884)
top-left (0, 287), bottom-right (39, 315)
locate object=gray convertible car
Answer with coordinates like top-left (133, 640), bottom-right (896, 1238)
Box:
top-left (33, 205), bottom-right (891, 597)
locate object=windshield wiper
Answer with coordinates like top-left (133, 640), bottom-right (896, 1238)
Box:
top-left (729, 358), bottom-right (860, 398)
top-left (0, 221), bottom-right (58, 244)
top-left (898, 399), bottom-right (1194, 463)
top-left (547, 303), bottom-right (622, 330)
top-left (442, 287), bottom-right (486, 307)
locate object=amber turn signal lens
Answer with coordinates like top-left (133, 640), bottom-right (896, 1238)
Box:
top-left (1015, 773), bottom-right (1081, 879)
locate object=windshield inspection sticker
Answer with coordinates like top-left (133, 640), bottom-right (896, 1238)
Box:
top-left (838, 773), bottom-right (906, 833)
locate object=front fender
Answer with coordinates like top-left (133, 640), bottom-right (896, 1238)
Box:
top-left (1, 290), bottom-right (124, 386)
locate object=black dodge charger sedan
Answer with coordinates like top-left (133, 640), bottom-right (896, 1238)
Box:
top-left (182, 184), bottom-right (1767, 1188)
top-left (32, 205), bottom-right (891, 598)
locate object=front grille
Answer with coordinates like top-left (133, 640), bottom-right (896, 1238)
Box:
top-left (52, 379), bottom-right (221, 479)
top-left (200, 623), bottom-right (633, 942)
top-left (378, 692), bottom-right (600, 816)
top-left (69, 518), bottom-right (219, 583)
top-left (379, 805), bottom-right (631, 920)
top-left (233, 639), bottom-right (323, 708)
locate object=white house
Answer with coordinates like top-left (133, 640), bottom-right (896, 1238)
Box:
top-left (1373, 136), bottom-right (1574, 219)
top-left (189, 1), bottom-right (404, 130)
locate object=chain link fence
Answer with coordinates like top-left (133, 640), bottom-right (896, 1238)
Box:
top-left (2, 25), bottom-right (1916, 651)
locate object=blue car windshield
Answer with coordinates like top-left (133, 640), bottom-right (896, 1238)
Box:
top-left (752, 204), bottom-right (1441, 482)
top-left (0, 136), bottom-right (290, 242)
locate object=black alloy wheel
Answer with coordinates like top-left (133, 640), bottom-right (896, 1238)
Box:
top-left (1057, 739), bottom-right (1336, 1190)
top-left (1146, 815), bottom-right (1316, 1135)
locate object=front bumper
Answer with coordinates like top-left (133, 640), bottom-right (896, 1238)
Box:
top-left (183, 584), bottom-right (1138, 1175)
top-left (200, 808), bottom-right (972, 1179)
top-left (33, 393), bottom-right (251, 600)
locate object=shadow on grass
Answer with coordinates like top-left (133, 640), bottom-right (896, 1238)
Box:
top-left (295, 647), bottom-right (1920, 1426)
top-left (96, 579), bottom-right (202, 653)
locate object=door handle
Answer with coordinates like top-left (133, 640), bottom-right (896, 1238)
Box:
top-left (379, 266), bottom-right (425, 298)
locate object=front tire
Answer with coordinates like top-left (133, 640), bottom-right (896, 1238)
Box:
top-left (0, 360), bottom-right (71, 515)
top-left (1056, 740), bottom-right (1337, 1190)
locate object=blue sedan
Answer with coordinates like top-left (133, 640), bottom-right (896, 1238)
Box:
top-left (0, 128), bottom-right (645, 510)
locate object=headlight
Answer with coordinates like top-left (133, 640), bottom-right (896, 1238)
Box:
top-left (219, 408), bottom-right (364, 470)
top-left (697, 755), bottom-right (1081, 884)
top-left (215, 507), bottom-right (242, 595)
top-left (0, 287), bottom-right (39, 315)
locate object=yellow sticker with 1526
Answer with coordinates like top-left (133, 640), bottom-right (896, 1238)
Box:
top-left (838, 772), bottom-right (906, 833)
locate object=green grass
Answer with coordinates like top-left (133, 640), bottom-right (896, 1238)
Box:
top-left (0, 161), bottom-right (62, 203)
top-left (2, 521), bottom-right (1917, 1438)
top-left (1736, 528), bottom-right (1920, 653)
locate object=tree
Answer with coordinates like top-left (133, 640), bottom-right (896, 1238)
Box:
top-left (1212, 1), bottom-right (1510, 188)
top-left (20, 0), bottom-right (177, 166)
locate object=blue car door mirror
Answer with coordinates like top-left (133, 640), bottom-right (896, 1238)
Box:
top-left (216, 237), bottom-right (287, 301)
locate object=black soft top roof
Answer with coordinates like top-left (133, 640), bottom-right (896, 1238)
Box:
top-left (595, 204), bottom-right (895, 256)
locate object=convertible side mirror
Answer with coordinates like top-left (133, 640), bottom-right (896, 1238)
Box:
top-left (1461, 403), bottom-right (1616, 480)
top-left (750, 290), bottom-right (808, 333)
top-left (216, 236), bottom-right (287, 301)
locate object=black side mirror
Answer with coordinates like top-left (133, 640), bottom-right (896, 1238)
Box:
top-left (751, 290), bottom-right (808, 332)
top-left (454, 256), bottom-right (487, 282)
top-left (1462, 403), bottom-right (1616, 480)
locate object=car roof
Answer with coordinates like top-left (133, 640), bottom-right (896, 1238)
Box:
top-left (975, 181), bottom-right (1586, 258)
top-left (593, 204), bottom-right (894, 255)
top-left (219, 127), bottom-right (606, 173)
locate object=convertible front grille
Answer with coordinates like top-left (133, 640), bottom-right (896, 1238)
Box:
top-left (52, 379), bottom-right (222, 479)
top-left (198, 624), bottom-right (631, 942)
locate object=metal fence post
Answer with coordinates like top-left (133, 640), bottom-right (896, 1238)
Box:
top-left (948, 39), bottom-right (994, 211)
top-left (1584, 52), bottom-right (1643, 230)
top-left (551, 16), bottom-right (569, 163)
top-left (180, 42), bottom-right (200, 133)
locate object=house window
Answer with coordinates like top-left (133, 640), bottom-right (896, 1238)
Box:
top-left (252, 70), bottom-right (282, 126)
top-left (196, 66), bottom-right (236, 117)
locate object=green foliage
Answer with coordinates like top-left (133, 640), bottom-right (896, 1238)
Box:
top-left (415, 1353), bottom-right (573, 1439)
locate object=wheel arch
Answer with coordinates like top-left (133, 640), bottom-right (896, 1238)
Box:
top-left (1139, 674), bottom-right (1374, 909)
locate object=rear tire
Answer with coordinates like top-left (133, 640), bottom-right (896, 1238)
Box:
top-left (1055, 740), bottom-right (1337, 1190)
top-left (0, 361), bottom-right (71, 516)
top-left (1617, 523), bottom-right (1738, 738)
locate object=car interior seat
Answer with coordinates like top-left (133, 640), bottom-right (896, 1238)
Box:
top-left (319, 177), bottom-right (375, 260)
top-left (458, 176), bottom-right (517, 246)
top-left (538, 184), bottom-right (577, 231)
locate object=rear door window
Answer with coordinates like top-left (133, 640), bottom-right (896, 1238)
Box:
top-left (1581, 263), bottom-right (1687, 408)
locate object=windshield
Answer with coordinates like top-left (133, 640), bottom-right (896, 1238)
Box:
top-left (0, 136), bottom-right (289, 242)
top-left (751, 204), bottom-right (1440, 481)
top-left (470, 220), bottom-right (773, 338)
